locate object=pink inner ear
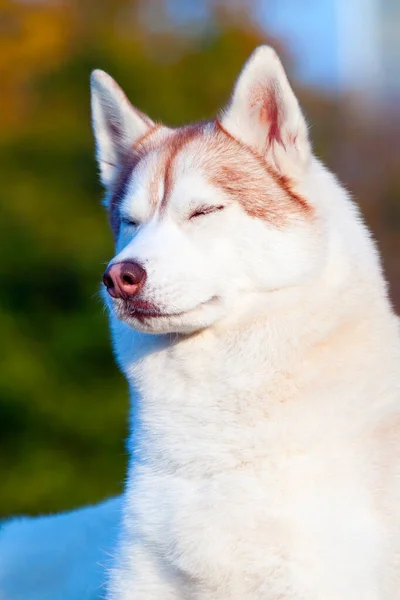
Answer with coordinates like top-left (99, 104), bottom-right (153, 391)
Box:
top-left (249, 80), bottom-right (285, 151)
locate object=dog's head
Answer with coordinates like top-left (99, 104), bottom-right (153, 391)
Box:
top-left (91, 46), bottom-right (324, 334)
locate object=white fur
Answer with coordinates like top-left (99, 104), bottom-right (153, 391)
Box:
top-left (1, 46), bottom-right (400, 599)
top-left (222, 46), bottom-right (311, 176)
top-left (91, 69), bottom-right (153, 187)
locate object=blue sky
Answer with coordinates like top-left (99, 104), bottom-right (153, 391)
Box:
top-left (168, 0), bottom-right (398, 104)
top-left (257, 0), bottom-right (340, 90)
top-left (169, 0), bottom-right (341, 91)
top-left (168, 0), bottom-right (397, 96)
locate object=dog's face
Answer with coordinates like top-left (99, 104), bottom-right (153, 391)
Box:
top-left (91, 47), bottom-right (323, 334)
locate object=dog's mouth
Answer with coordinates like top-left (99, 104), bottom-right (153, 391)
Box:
top-left (124, 300), bottom-right (185, 321)
top-left (114, 296), bottom-right (220, 322)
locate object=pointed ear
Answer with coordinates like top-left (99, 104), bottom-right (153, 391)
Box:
top-left (90, 70), bottom-right (154, 187)
top-left (221, 46), bottom-right (311, 176)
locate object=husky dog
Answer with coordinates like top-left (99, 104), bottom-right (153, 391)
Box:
top-left (1, 46), bottom-right (400, 600)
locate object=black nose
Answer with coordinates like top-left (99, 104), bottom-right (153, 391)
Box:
top-left (103, 261), bottom-right (146, 299)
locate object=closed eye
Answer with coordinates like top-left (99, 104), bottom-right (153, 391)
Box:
top-left (189, 205), bottom-right (225, 220)
top-left (121, 217), bottom-right (140, 228)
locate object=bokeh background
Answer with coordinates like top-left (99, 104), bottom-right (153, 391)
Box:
top-left (1, 0), bottom-right (399, 518)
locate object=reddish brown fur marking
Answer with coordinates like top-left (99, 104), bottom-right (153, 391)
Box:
top-left (265, 83), bottom-right (285, 150)
top-left (108, 123), bottom-right (207, 236)
top-left (108, 116), bottom-right (312, 238)
top-left (276, 173), bottom-right (312, 214)
top-left (213, 164), bottom-right (285, 224)
top-left (249, 80), bottom-right (285, 149)
top-left (133, 123), bottom-right (161, 149)
top-left (215, 120), bottom-right (312, 218)
top-left (158, 124), bottom-right (208, 214)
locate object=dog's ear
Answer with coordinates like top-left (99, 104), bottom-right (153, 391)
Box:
top-left (91, 70), bottom-right (154, 187)
top-left (221, 46), bottom-right (311, 176)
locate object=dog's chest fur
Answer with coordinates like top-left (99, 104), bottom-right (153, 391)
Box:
top-left (112, 309), bottom-right (400, 599)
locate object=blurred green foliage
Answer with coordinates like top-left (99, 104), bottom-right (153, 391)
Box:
top-left (0, 0), bottom-right (399, 517)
